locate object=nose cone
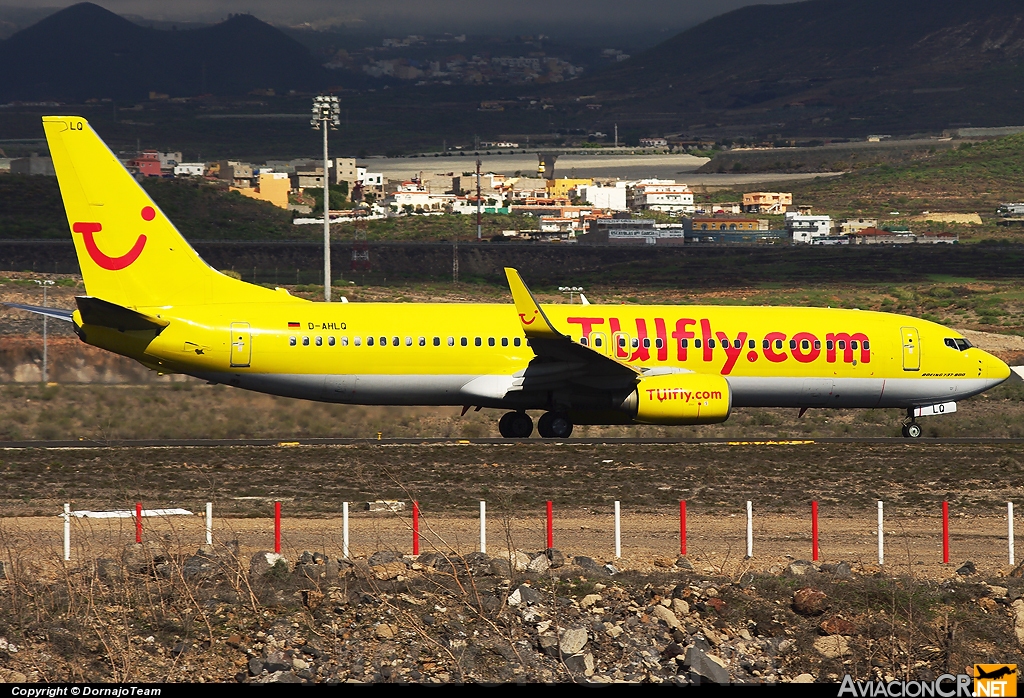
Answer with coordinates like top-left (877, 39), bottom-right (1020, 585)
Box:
top-left (983, 351), bottom-right (1011, 384)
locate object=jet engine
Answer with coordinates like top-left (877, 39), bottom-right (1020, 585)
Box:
top-left (623, 373), bottom-right (732, 425)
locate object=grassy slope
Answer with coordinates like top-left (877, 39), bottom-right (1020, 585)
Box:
top-left (785, 135), bottom-right (1024, 240)
top-left (0, 175), bottom-right (528, 242)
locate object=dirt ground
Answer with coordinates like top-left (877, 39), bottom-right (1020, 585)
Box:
top-left (2, 508), bottom-right (1015, 584)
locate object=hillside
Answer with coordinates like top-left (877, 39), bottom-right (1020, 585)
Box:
top-left (567, 0), bottom-right (1024, 136)
top-left (0, 3), bottom-right (334, 101)
top-left (788, 133), bottom-right (1024, 222)
top-left (0, 176), bottom-right (300, 241)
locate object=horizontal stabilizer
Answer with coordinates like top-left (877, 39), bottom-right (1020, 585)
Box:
top-left (76, 296), bottom-right (169, 333)
top-left (3, 303), bottom-right (74, 322)
top-left (1011, 366), bottom-right (1024, 381)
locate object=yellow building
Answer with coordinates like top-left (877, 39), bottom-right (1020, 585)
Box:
top-left (234, 172), bottom-right (290, 209)
top-left (546, 177), bottom-right (593, 198)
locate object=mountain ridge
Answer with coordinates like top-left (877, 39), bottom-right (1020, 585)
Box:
top-left (0, 3), bottom-right (335, 101)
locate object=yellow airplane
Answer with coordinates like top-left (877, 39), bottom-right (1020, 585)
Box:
top-left (6, 117), bottom-right (1013, 439)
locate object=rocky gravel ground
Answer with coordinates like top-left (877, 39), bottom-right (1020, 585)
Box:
top-left (1, 540), bottom-right (1022, 684)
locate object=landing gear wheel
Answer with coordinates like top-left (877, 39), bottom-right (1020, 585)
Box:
top-left (499, 411), bottom-right (533, 438)
top-left (905, 422), bottom-right (922, 438)
top-left (538, 411), bottom-right (573, 439)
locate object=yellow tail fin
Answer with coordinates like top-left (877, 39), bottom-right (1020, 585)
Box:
top-left (43, 116), bottom-right (285, 309)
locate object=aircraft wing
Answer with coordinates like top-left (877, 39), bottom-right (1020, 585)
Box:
top-left (505, 267), bottom-right (640, 391)
top-left (3, 303), bottom-right (75, 322)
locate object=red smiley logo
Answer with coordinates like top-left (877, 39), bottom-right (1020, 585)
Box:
top-left (519, 311), bottom-right (537, 325)
top-left (71, 206), bottom-right (153, 270)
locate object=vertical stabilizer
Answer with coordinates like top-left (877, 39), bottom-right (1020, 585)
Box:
top-left (43, 116), bottom-right (281, 308)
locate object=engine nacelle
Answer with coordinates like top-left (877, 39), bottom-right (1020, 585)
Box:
top-left (624, 373), bottom-right (732, 425)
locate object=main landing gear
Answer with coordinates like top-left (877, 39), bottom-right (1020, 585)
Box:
top-left (498, 411), bottom-right (574, 439)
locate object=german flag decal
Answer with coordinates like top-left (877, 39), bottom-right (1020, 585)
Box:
top-left (288, 322), bottom-right (300, 328)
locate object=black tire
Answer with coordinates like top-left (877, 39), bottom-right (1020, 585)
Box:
top-left (509, 412), bottom-right (533, 438)
top-left (906, 423), bottom-right (922, 438)
top-left (901, 425), bottom-right (910, 438)
top-left (538, 411), bottom-right (573, 438)
top-left (498, 412), bottom-right (516, 438)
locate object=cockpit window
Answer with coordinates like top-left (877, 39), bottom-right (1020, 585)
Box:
top-left (944, 337), bottom-right (972, 351)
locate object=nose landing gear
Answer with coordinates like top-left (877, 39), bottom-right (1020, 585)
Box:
top-left (498, 411), bottom-right (533, 438)
top-left (901, 422), bottom-right (922, 438)
top-left (538, 411), bottom-right (573, 439)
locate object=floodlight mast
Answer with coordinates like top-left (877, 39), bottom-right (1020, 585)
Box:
top-left (311, 96), bottom-right (341, 301)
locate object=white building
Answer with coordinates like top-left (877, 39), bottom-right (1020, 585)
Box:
top-left (786, 213), bottom-right (833, 243)
top-left (628, 181), bottom-right (695, 214)
top-left (576, 182), bottom-right (628, 211)
top-left (173, 163), bottom-right (206, 177)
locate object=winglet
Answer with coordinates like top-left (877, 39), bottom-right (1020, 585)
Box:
top-left (504, 267), bottom-right (563, 340)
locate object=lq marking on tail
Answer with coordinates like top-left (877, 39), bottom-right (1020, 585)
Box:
top-left (71, 207), bottom-right (153, 271)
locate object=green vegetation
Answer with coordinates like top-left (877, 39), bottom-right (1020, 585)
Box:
top-left (782, 134), bottom-right (1024, 242)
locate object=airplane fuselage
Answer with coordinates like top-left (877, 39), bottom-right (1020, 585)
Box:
top-left (76, 300), bottom-right (1009, 414)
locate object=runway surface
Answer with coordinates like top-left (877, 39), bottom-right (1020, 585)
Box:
top-left (3, 436), bottom-right (1024, 448)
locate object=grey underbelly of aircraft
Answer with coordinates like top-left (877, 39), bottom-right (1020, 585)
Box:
top-left (727, 376), bottom-right (998, 408)
top-left (197, 372), bottom-right (1001, 411)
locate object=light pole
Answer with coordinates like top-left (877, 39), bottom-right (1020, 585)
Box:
top-left (311, 95), bottom-right (341, 302)
top-left (558, 286), bottom-right (584, 304)
top-left (34, 279), bottom-right (54, 383)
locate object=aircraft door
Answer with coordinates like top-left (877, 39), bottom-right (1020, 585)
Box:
top-left (589, 332), bottom-right (609, 356)
top-left (901, 326), bottom-right (920, 371)
top-left (612, 331), bottom-right (630, 360)
top-left (230, 322), bottom-right (251, 367)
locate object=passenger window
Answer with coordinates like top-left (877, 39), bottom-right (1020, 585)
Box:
top-left (826, 340), bottom-right (834, 350)
top-left (814, 340), bottom-right (821, 350)
top-left (838, 340), bottom-right (846, 350)
top-left (354, 337), bottom-right (362, 346)
top-left (379, 337), bottom-right (386, 347)
top-left (367, 337), bottom-right (374, 346)
top-left (514, 337), bottom-right (521, 347)
top-left (302, 336), bottom-right (310, 346)
top-left (775, 340), bottom-right (783, 350)
top-left (680, 339), bottom-right (688, 348)
top-left (488, 337), bottom-right (495, 347)
top-left (448, 336), bottom-right (454, 346)
top-left (655, 338), bottom-right (664, 349)
top-left (315, 336), bottom-right (323, 346)
top-left (433, 337), bottom-right (440, 346)
top-left (618, 336), bottom-right (627, 348)
top-left (762, 339), bottom-right (769, 349)
top-left (501, 337), bottom-right (509, 347)
top-left (630, 338), bottom-right (639, 349)
top-left (734, 339), bottom-right (742, 349)
top-left (328, 336), bottom-right (336, 347)
top-left (594, 337), bottom-right (602, 347)
top-left (864, 340), bottom-right (872, 350)
top-left (406, 337), bottom-right (413, 346)
top-left (474, 337), bottom-right (482, 347)
top-left (789, 340), bottom-right (797, 349)
top-left (392, 337), bottom-right (399, 347)
top-left (418, 337), bottom-right (425, 346)
top-left (694, 339), bottom-right (702, 349)
top-left (749, 340), bottom-right (756, 349)
top-left (801, 340), bottom-right (809, 350)
top-left (341, 336), bottom-right (349, 346)
top-left (289, 336), bottom-right (296, 346)
top-left (708, 339), bottom-right (716, 349)
top-left (461, 337), bottom-right (468, 347)
top-left (580, 337), bottom-right (588, 346)
top-left (851, 340), bottom-right (858, 350)
top-left (642, 338), bottom-right (651, 349)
